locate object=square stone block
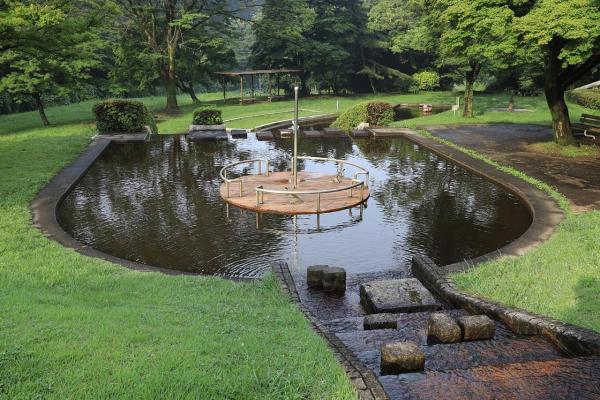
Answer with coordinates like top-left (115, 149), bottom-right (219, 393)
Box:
top-left (380, 341), bottom-right (425, 375)
top-left (255, 131), bottom-right (274, 141)
top-left (189, 124), bottom-right (226, 132)
top-left (323, 127), bottom-right (346, 137)
top-left (322, 267), bottom-right (346, 293)
top-left (360, 278), bottom-right (441, 314)
top-left (427, 313), bottom-right (461, 343)
top-left (230, 129), bottom-right (247, 139)
top-left (364, 313), bottom-right (398, 330)
top-left (457, 315), bottom-right (496, 341)
top-left (303, 130), bottom-right (323, 138)
top-left (279, 129), bottom-right (293, 138)
top-left (351, 129), bottom-right (370, 138)
top-left (307, 265), bottom-right (328, 289)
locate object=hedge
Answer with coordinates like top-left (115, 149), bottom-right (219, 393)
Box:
top-left (566, 89), bottom-right (600, 110)
top-left (192, 107), bottom-right (223, 125)
top-left (93, 100), bottom-right (157, 135)
top-left (331, 101), bottom-right (394, 132)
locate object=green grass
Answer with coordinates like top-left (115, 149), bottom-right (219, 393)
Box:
top-left (0, 106), bottom-right (355, 398)
top-left (526, 141), bottom-right (600, 158)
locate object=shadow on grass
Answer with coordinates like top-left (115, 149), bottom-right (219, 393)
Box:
top-left (563, 277), bottom-right (600, 332)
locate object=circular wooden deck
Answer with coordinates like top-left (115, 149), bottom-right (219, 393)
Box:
top-left (220, 171), bottom-right (370, 215)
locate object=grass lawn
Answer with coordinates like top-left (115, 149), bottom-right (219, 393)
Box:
top-left (1, 90), bottom-right (599, 398)
top-left (0, 107), bottom-right (355, 398)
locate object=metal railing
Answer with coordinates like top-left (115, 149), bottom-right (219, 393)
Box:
top-left (219, 159), bottom-right (270, 198)
top-left (220, 156), bottom-right (369, 213)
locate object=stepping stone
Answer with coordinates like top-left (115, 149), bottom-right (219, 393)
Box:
top-left (322, 267), bottom-right (346, 293)
top-left (188, 131), bottom-right (228, 141)
top-left (303, 129), bottom-right (324, 138)
top-left (360, 278), bottom-right (441, 314)
top-left (306, 265), bottom-right (346, 293)
top-left (364, 313), bottom-right (398, 330)
top-left (427, 313), bottom-right (461, 343)
top-left (255, 131), bottom-right (274, 141)
top-left (351, 129), bottom-right (370, 138)
top-left (279, 129), bottom-right (293, 138)
top-left (307, 265), bottom-right (329, 288)
top-left (458, 315), bottom-right (496, 341)
top-left (230, 129), bottom-right (247, 139)
top-left (380, 341), bottom-right (425, 375)
top-left (189, 124), bottom-right (226, 132)
top-left (323, 127), bottom-right (347, 137)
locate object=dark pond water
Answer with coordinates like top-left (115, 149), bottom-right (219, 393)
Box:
top-left (58, 134), bottom-right (532, 278)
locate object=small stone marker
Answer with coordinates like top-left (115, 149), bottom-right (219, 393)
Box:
top-left (230, 129), bottom-right (247, 139)
top-left (427, 313), bottom-right (461, 343)
top-left (380, 341), bottom-right (425, 375)
top-left (322, 267), bottom-right (346, 293)
top-left (255, 131), bottom-right (274, 141)
top-left (457, 315), bottom-right (496, 341)
top-left (306, 265), bottom-right (346, 293)
top-left (360, 278), bottom-right (441, 314)
top-left (364, 313), bottom-right (398, 330)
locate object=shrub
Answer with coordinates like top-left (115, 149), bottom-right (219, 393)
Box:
top-left (93, 100), bottom-right (157, 135)
top-left (412, 71), bottom-right (440, 91)
top-left (192, 107), bottom-right (223, 125)
top-left (331, 101), bottom-right (394, 131)
top-left (566, 89), bottom-right (600, 110)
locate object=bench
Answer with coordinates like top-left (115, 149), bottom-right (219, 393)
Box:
top-left (573, 113), bottom-right (600, 139)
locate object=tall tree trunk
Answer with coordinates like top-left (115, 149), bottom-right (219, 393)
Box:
top-left (463, 63), bottom-right (479, 118)
top-left (164, 43), bottom-right (179, 112)
top-left (33, 92), bottom-right (50, 126)
top-left (545, 38), bottom-right (576, 145)
top-left (545, 79), bottom-right (575, 145)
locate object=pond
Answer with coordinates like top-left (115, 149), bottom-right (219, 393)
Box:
top-left (58, 130), bottom-right (532, 278)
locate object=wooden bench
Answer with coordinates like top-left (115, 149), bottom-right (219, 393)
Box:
top-left (573, 113), bottom-right (600, 139)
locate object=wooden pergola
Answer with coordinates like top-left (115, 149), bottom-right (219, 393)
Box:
top-left (215, 69), bottom-right (302, 104)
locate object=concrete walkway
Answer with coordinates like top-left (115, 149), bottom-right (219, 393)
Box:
top-left (422, 124), bottom-right (600, 212)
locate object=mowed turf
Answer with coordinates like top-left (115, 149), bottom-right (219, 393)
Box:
top-left (0, 114), bottom-right (355, 398)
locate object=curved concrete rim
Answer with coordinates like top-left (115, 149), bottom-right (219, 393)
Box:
top-left (30, 125), bottom-right (563, 279)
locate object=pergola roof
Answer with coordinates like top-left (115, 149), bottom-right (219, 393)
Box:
top-left (215, 69), bottom-right (302, 76)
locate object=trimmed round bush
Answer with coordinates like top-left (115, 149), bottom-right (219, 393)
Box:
top-left (412, 71), bottom-right (440, 91)
top-left (566, 89), bottom-right (600, 110)
top-left (192, 107), bottom-right (223, 125)
top-left (331, 101), bottom-right (394, 132)
top-left (93, 99), bottom-right (157, 134)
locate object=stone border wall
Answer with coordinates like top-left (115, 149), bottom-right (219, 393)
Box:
top-left (272, 262), bottom-right (389, 400)
top-left (412, 255), bottom-right (600, 357)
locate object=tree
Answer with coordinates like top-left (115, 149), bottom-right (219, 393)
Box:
top-left (0, 0), bottom-right (110, 125)
top-left (433, 0), bottom-right (517, 117)
top-left (514, 0), bottom-right (600, 144)
top-left (117, 0), bottom-right (253, 112)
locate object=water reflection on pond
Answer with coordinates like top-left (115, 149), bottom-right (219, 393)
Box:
top-left (58, 134), bottom-right (531, 278)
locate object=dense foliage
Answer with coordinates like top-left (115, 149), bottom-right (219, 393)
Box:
top-left (93, 100), bottom-right (157, 134)
top-left (331, 101), bottom-right (394, 131)
top-left (413, 71), bottom-right (441, 91)
top-left (192, 107), bottom-right (223, 125)
top-left (567, 89), bottom-right (600, 110)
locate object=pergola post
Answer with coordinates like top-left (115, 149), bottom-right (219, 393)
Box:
top-left (268, 74), bottom-right (273, 102)
top-left (240, 75), bottom-right (244, 103)
top-left (222, 77), bottom-right (226, 103)
top-left (251, 74), bottom-right (255, 98)
top-left (276, 75), bottom-right (280, 96)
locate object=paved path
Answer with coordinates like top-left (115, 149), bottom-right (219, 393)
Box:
top-left (422, 124), bottom-right (600, 212)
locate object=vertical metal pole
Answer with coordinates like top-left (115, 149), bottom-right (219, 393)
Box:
top-left (240, 76), bottom-right (244, 103)
top-left (293, 86), bottom-right (299, 189)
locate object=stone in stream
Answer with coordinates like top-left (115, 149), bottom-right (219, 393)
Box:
top-left (364, 313), bottom-right (398, 330)
top-left (307, 265), bottom-right (329, 289)
top-left (457, 315), bottom-right (496, 341)
top-left (322, 267), bottom-right (346, 293)
top-left (427, 313), bottom-right (462, 343)
top-left (230, 129), bottom-right (248, 139)
top-left (255, 131), bottom-right (274, 141)
top-left (188, 130), bottom-right (228, 141)
top-left (380, 341), bottom-right (425, 375)
top-left (360, 278), bottom-right (441, 314)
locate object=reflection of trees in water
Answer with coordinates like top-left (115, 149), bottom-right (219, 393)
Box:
top-left (370, 138), bottom-right (531, 265)
top-left (59, 136), bottom-right (291, 275)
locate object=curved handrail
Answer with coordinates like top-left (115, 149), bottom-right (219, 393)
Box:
top-left (219, 159), bottom-right (270, 198)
